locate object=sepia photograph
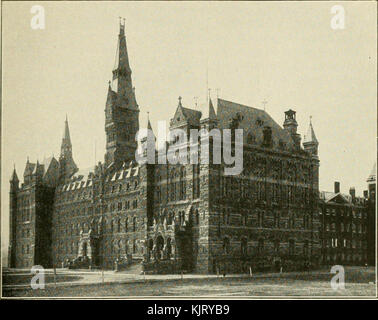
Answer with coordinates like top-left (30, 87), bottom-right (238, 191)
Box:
top-left (1, 1), bottom-right (377, 302)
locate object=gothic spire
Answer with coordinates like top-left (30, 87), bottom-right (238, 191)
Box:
top-left (112, 19), bottom-right (132, 96)
top-left (208, 98), bottom-right (217, 120)
top-left (63, 115), bottom-right (71, 144)
top-left (10, 166), bottom-right (19, 183)
top-left (61, 115), bottom-right (72, 156)
top-left (303, 116), bottom-right (318, 145)
top-left (59, 116), bottom-right (77, 179)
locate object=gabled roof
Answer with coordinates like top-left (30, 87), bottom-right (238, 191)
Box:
top-left (171, 97), bottom-right (202, 127)
top-left (319, 190), bottom-right (364, 205)
top-left (181, 106), bottom-right (202, 122)
top-left (216, 98), bottom-right (296, 150)
top-left (325, 193), bottom-right (350, 204)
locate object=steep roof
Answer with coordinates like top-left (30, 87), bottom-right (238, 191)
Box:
top-left (24, 161), bottom-right (36, 176)
top-left (216, 98), bottom-right (296, 150)
top-left (10, 168), bottom-right (19, 182)
top-left (171, 97), bottom-right (202, 127)
top-left (303, 120), bottom-right (318, 144)
top-left (181, 106), bottom-right (202, 123)
top-left (63, 116), bottom-right (71, 143)
top-left (319, 190), bottom-right (365, 205)
top-left (367, 162), bottom-right (376, 183)
top-left (200, 98), bottom-right (217, 121)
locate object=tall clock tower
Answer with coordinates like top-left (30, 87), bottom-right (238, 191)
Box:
top-left (105, 20), bottom-right (139, 169)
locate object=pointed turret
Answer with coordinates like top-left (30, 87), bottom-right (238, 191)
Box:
top-left (61, 115), bottom-right (72, 157)
top-left (201, 97), bottom-right (218, 131)
top-left (202, 97), bottom-right (217, 120)
top-left (9, 165), bottom-right (19, 268)
top-left (367, 162), bottom-right (376, 184)
top-left (303, 117), bottom-right (318, 145)
top-left (147, 117), bottom-right (156, 140)
top-left (105, 21), bottom-right (140, 169)
top-left (208, 98), bottom-right (217, 120)
top-left (10, 166), bottom-right (19, 191)
top-left (113, 20), bottom-right (131, 75)
top-left (59, 117), bottom-right (78, 181)
top-left (139, 113), bottom-right (156, 163)
top-left (23, 158), bottom-right (36, 185)
top-left (303, 117), bottom-right (319, 156)
top-left (111, 19), bottom-right (137, 110)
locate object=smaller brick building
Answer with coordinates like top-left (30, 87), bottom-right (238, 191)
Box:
top-left (319, 182), bottom-right (368, 266)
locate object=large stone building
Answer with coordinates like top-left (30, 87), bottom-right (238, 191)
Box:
top-left (319, 182), bottom-right (369, 266)
top-left (9, 23), bottom-right (324, 273)
top-left (366, 163), bottom-right (376, 266)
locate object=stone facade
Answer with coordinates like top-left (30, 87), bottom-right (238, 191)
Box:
top-left (9, 22), bottom-right (352, 274)
top-left (366, 163), bottom-right (376, 266)
top-left (319, 182), bottom-right (370, 266)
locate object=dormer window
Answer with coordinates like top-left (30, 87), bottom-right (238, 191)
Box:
top-left (247, 133), bottom-right (255, 145)
top-left (278, 139), bottom-right (286, 150)
top-left (262, 126), bottom-right (273, 148)
top-left (256, 118), bottom-right (264, 127)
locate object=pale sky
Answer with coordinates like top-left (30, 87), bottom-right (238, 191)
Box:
top-left (1, 2), bottom-right (377, 260)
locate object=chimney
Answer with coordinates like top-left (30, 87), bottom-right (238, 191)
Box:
top-left (334, 181), bottom-right (340, 194)
top-left (349, 187), bottom-right (356, 202)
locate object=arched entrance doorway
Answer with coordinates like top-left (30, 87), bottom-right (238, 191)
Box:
top-left (155, 235), bottom-right (164, 260)
top-left (82, 242), bottom-right (87, 257)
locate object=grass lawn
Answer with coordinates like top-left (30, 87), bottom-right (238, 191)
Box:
top-left (2, 267), bottom-right (376, 298)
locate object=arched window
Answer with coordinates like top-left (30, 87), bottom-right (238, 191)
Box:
top-left (274, 211), bottom-right (279, 227)
top-left (257, 210), bottom-right (264, 227)
top-left (222, 208), bottom-right (227, 224)
top-left (195, 209), bottom-right (199, 225)
top-left (180, 167), bottom-right (186, 200)
top-left (289, 239), bottom-right (295, 255)
top-left (223, 237), bottom-right (230, 254)
top-left (226, 210), bottom-right (231, 225)
top-left (247, 133), bottom-right (255, 145)
top-left (340, 222), bottom-right (344, 232)
top-left (125, 217), bottom-right (128, 232)
top-left (242, 211), bottom-right (248, 226)
top-left (303, 240), bottom-right (309, 256)
top-left (166, 212), bottom-right (172, 225)
top-left (133, 239), bottom-right (137, 253)
top-left (166, 238), bottom-right (172, 259)
top-left (133, 217), bottom-right (137, 232)
top-left (258, 238), bottom-right (264, 254)
top-left (117, 218), bottom-right (121, 233)
top-left (241, 237), bottom-right (247, 256)
top-left (274, 239), bottom-right (280, 254)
